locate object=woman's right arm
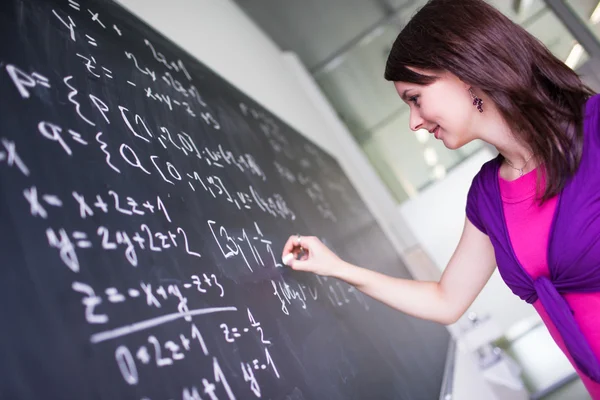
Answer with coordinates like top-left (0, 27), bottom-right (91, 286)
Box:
top-left (282, 217), bottom-right (497, 325)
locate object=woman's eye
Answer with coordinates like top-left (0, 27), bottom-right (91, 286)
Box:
top-left (409, 95), bottom-right (420, 106)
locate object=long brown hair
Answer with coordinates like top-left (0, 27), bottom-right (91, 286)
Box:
top-left (384, 0), bottom-right (594, 201)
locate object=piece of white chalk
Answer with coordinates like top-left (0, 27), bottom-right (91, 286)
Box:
top-left (282, 253), bottom-right (294, 266)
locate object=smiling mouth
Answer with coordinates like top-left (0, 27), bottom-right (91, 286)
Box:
top-left (431, 125), bottom-right (440, 139)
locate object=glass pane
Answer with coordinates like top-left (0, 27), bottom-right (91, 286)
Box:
top-left (489, 0), bottom-right (590, 69)
top-left (486, 0), bottom-right (547, 24)
top-left (362, 110), bottom-right (481, 194)
top-left (362, 139), bottom-right (411, 204)
top-left (313, 23), bottom-right (415, 142)
top-left (566, 1), bottom-right (600, 44)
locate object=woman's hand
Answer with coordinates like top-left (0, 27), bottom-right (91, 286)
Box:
top-left (281, 235), bottom-right (345, 277)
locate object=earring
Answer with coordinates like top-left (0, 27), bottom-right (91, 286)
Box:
top-left (470, 88), bottom-right (483, 113)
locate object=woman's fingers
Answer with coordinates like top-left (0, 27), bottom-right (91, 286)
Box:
top-left (281, 235), bottom-right (316, 266)
top-left (287, 258), bottom-right (311, 271)
top-left (282, 252), bottom-right (295, 266)
top-left (281, 235), bottom-right (301, 266)
top-left (280, 235), bottom-right (339, 276)
top-left (281, 235), bottom-right (301, 259)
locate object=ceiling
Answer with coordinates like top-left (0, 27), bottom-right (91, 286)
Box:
top-left (233, 0), bottom-right (415, 71)
top-left (233, 0), bottom-right (600, 75)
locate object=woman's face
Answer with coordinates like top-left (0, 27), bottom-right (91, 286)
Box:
top-left (393, 68), bottom-right (479, 150)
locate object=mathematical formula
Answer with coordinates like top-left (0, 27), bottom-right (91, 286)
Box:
top-left (0, 1), bottom-right (370, 398)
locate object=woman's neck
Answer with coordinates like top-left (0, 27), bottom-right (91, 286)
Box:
top-left (477, 109), bottom-right (538, 180)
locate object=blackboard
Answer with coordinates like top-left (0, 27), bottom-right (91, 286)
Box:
top-left (0, 0), bottom-right (450, 399)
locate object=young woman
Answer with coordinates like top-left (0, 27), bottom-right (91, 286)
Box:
top-left (281, 0), bottom-right (600, 397)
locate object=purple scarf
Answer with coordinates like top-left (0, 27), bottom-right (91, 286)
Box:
top-left (466, 94), bottom-right (600, 382)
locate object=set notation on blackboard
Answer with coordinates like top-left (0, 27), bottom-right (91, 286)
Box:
top-left (0, 1), bottom-right (385, 399)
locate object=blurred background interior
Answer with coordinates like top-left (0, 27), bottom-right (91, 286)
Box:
top-left (229, 1), bottom-right (600, 399)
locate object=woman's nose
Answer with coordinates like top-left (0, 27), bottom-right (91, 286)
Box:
top-left (409, 109), bottom-right (424, 131)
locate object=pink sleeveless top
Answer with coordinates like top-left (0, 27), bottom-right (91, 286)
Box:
top-left (499, 167), bottom-right (600, 398)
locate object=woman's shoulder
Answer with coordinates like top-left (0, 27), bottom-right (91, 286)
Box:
top-left (585, 92), bottom-right (600, 109)
top-left (466, 155), bottom-right (500, 208)
top-left (466, 155), bottom-right (501, 234)
top-left (584, 93), bottom-right (600, 129)
top-left (469, 154), bottom-right (501, 193)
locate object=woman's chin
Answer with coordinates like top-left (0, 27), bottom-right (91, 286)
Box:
top-left (440, 136), bottom-right (463, 150)
top-left (440, 138), bottom-right (456, 150)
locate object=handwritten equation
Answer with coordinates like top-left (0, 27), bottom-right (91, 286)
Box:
top-left (0, 1), bottom-right (370, 399)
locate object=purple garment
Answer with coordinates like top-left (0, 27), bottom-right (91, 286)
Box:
top-left (466, 94), bottom-right (600, 383)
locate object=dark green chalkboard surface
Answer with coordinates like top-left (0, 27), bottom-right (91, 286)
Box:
top-left (0, 0), bottom-right (450, 398)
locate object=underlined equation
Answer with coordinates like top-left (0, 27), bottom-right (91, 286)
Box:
top-left (96, 306), bottom-right (240, 399)
top-left (1, 60), bottom-right (290, 398)
top-left (72, 277), bottom-right (227, 327)
top-left (89, 303), bottom-right (281, 399)
top-left (13, 178), bottom-right (286, 398)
